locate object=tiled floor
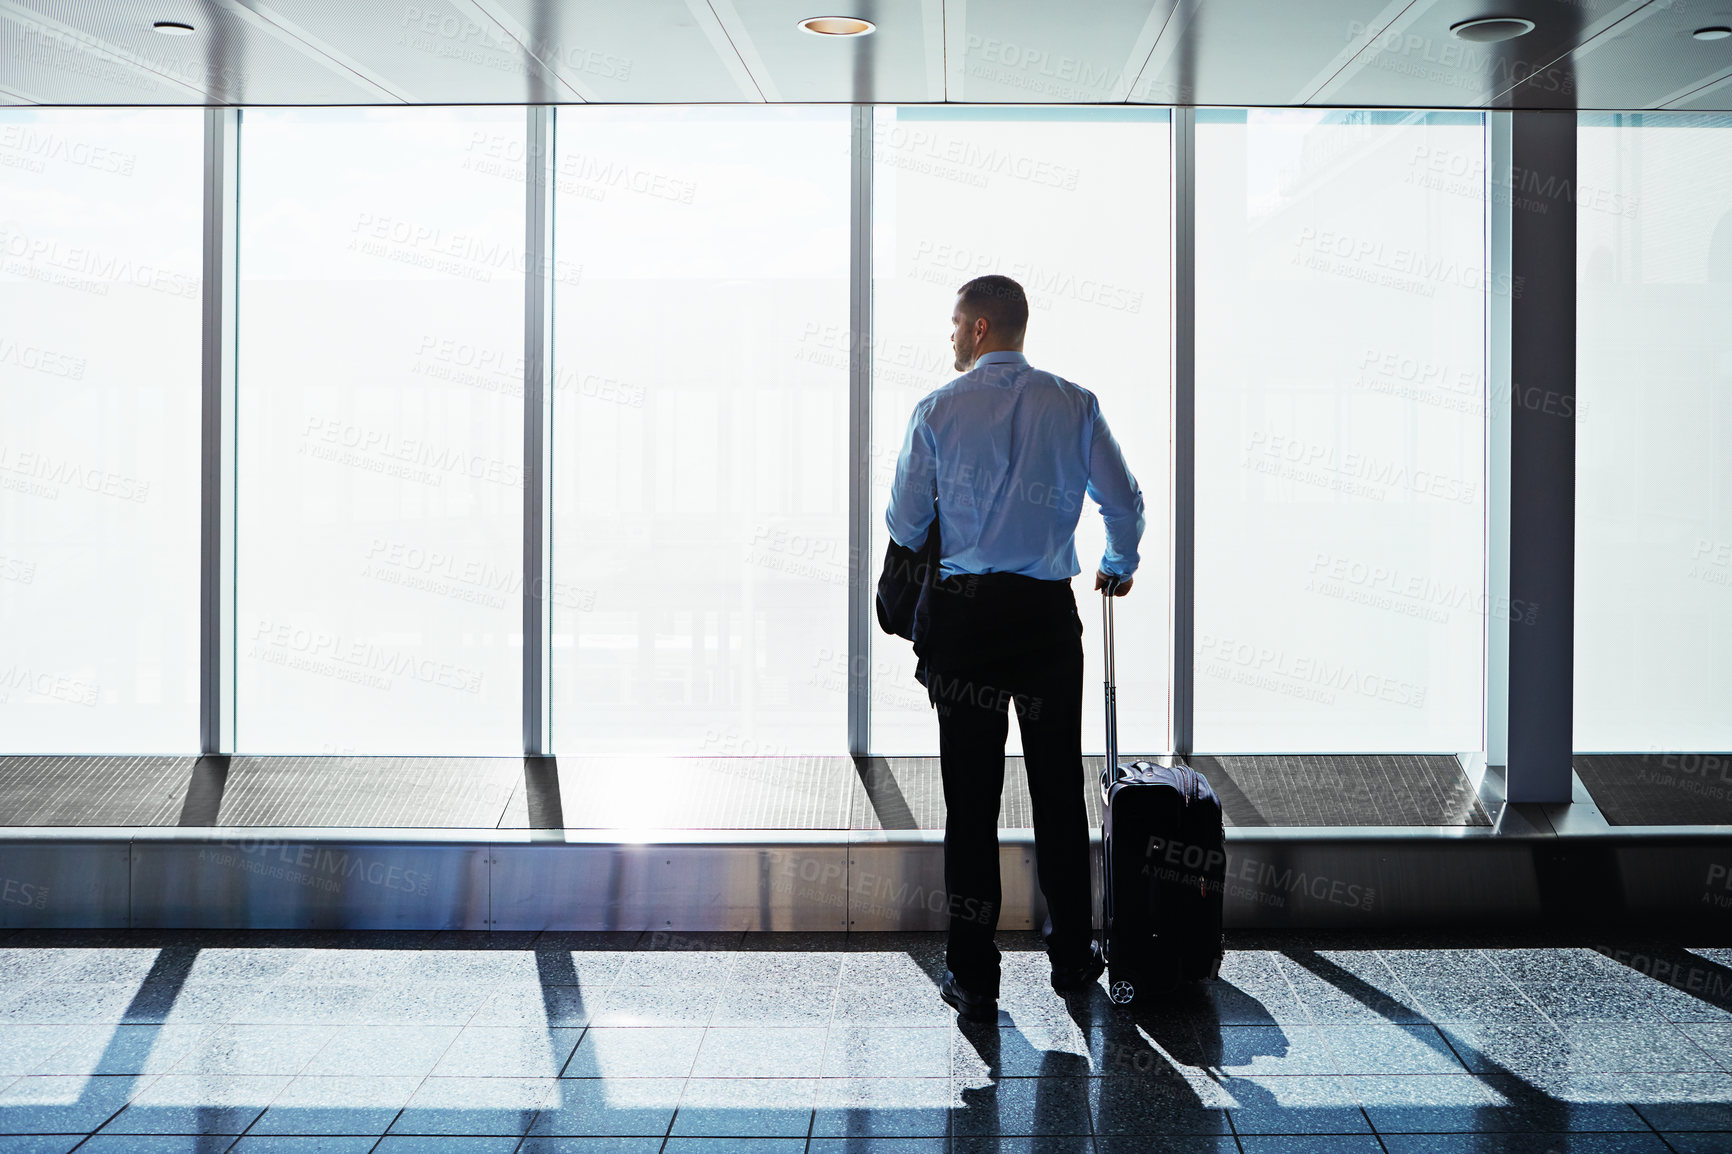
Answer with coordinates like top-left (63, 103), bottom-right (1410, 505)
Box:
top-left (0, 929), bottom-right (1728, 1151)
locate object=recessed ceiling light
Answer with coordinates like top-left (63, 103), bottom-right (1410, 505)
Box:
top-left (1693, 26), bottom-right (1732, 40)
top-left (152, 20), bottom-right (194, 35)
top-left (797, 16), bottom-right (875, 37)
top-left (1449, 16), bottom-right (1536, 42)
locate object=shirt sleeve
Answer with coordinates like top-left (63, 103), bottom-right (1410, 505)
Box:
top-left (885, 401), bottom-right (939, 550)
top-left (1085, 404), bottom-right (1145, 578)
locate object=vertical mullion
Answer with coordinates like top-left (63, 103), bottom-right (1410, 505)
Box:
top-left (200, 108), bottom-right (238, 757)
top-left (847, 104), bottom-right (874, 757)
top-left (1485, 110), bottom-right (1513, 773)
top-left (523, 106), bottom-right (555, 756)
top-left (1503, 111), bottom-right (1577, 804)
top-left (1170, 107), bottom-right (1196, 761)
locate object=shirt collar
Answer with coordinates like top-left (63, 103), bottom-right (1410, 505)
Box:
top-left (974, 350), bottom-right (1028, 369)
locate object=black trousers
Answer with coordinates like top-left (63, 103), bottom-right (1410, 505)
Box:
top-left (922, 572), bottom-right (1094, 996)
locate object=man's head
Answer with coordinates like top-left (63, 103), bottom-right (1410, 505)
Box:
top-left (950, 275), bottom-right (1028, 372)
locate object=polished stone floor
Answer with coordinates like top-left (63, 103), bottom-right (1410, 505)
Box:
top-left (0, 929), bottom-right (1729, 1152)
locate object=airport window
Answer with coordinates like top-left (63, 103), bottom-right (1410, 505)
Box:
top-left (547, 107), bottom-right (852, 755)
top-left (0, 110), bottom-right (204, 753)
top-left (234, 109), bottom-right (526, 755)
top-left (868, 108), bottom-right (1174, 756)
top-left (1576, 113), bottom-right (1732, 751)
top-left (1192, 110), bottom-right (1487, 753)
top-left (0, 105), bottom-right (1524, 765)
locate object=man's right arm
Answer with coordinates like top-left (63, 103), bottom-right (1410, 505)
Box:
top-left (1085, 404), bottom-right (1145, 584)
top-left (886, 403), bottom-right (938, 549)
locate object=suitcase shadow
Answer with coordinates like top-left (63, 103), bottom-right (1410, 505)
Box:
top-left (1070, 977), bottom-right (1293, 1129)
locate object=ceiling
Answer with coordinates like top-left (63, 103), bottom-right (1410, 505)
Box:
top-left (1, 0), bottom-right (1730, 110)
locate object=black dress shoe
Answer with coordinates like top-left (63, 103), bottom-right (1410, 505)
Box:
top-left (1051, 944), bottom-right (1106, 994)
top-left (939, 970), bottom-right (998, 1023)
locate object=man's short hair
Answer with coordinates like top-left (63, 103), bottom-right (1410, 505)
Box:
top-left (956, 275), bottom-right (1029, 342)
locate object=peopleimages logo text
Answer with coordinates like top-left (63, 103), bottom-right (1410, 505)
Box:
top-left (250, 619), bottom-right (484, 696)
top-left (203, 837), bottom-right (433, 897)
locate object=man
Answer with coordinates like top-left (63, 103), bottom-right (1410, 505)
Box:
top-left (886, 274), bottom-right (1145, 1022)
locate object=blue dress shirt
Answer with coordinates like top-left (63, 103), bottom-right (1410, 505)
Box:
top-left (885, 350), bottom-right (1145, 582)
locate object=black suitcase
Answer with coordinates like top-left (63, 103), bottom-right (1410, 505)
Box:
top-left (1098, 581), bottom-right (1225, 1004)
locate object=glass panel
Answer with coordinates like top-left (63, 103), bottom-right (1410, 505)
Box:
top-left (236, 109), bottom-right (524, 755)
top-left (1193, 110), bottom-right (1486, 753)
top-left (548, 107), bottom-right (851, 755)
top-left (1576, 113), bottom-right (1732, 750)
top-left (0, 110), bottom-right (203, 753)
top-left (869, 108), bottom-right (1173, 756)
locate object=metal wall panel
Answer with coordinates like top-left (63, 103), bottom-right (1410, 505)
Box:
top-left (846, 832), bottom-right (1046, 932)
top-left (1613, 840), bottom-right (1732, 928)
top-left (490, 834), bottom-right (852, 932)
top-left (0, 831), bottom-right (130, 928)
top-left (128, 829), bottom-right (491, 930)
top-left (0, 826), bottom-right (1727, 931)
top-left (1220, 837), bottom-right (1541, 928)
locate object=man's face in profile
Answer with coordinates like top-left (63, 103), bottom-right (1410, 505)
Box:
top-left (950, 297), bottom-right (978, 372)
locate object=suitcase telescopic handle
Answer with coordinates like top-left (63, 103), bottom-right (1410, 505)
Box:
top-left (1101, 581), bottom-right (1119, 783)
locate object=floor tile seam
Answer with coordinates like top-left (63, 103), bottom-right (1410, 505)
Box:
top-left (1463, 950), bottom-right (1558, 1031)
top-left (1263, 950), bottom-right (1325, 1036)
top-left (1371, 963), bottom-right (1437, 1026)
top-left (54, 1070), bottom-right (171, 1143)
top-left (1431, 1018), bottom-right (1501, 1079)
top-left (220, 1066), bottom-right (299, 1150)
top-left (1625, 1093), bottom-right (1683, 1150)
top-left (549, 1023), bottom-right (593, 1077)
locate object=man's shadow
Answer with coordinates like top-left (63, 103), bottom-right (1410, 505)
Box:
top-left (947, 967), bottom-right (1292, 1140)
top-left (952, 1014), bottom-right (1095, 1146)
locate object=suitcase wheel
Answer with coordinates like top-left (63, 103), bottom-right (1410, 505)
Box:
top-left (1108, 979), bottom-right (1136, 1005)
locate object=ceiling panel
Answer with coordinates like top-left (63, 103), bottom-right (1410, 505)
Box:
top-left (0, 5), bottom-right (203, 103)
top-left (1670, 70), bottom-right (1732, 112)
top-left (4, 0), bottom-right (388, 103)
top-left (950, 0), bottom-right (1171, 103)
top-left (1314, 0), bottom-right (1638, 109)
top-left (1131, 0), bottom-right (1411, 107)
top-left (232, 0), bottom-right (576, 102)
top-left (1547, 0), bottom-right (1732, 109)
top-left (3, 0), bottom-right (1732, 109)
top-left (470, 0), bottom-right (754, 102)
top-left (725, 0), bottom-right (939, 102)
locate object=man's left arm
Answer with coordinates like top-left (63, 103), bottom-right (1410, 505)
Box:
top-left (1086, 406), bottom-right (1145, 581)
